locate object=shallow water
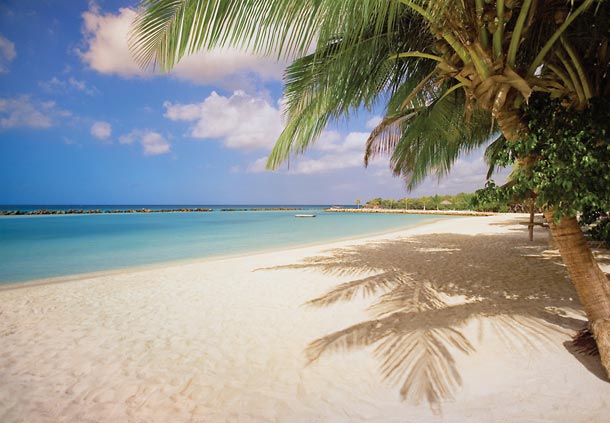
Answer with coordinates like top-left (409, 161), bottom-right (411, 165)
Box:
top-left (0, 206), bottom-right (450, 283)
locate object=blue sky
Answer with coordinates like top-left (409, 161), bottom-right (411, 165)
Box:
top-left (0, 0), bottom-right (509, 205)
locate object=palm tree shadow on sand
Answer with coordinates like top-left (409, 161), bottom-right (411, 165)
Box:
top-left (260, 221), bottom-right (596, 410)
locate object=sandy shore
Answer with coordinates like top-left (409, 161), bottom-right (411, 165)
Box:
top-left (1, 214), bottom-right (609, 422)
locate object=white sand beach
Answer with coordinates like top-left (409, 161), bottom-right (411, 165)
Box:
top-left (1, 214), bottom-right (609, 422)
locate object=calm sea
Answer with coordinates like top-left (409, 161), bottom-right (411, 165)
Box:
top-left (0, 205), bottom-right (451, 284)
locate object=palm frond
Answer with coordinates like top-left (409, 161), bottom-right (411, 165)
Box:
top-left (130, 0), bottom-right (413, 71)
top-left (363, 68), bottom-right (440, 166)
top-left (484, 135), bottom-right (509, 179)
top-left (132, 0), bottom-right (609, 172)
top-left (380, 88), bottom-right (497, 189)
top-left (267, 10), bottom-right (436, 168)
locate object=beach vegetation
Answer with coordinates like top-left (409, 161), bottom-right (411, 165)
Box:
top-left (131, 0), bottom-right (610, 379)
top-left (364, 189), bottom-right (550, 212)
top-left (581, 208), bottom-right (610, 246)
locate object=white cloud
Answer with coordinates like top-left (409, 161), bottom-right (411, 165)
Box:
top-left (0, 96), bottom-right (67, 129)
top-left (246, 157), bottom-right (269, 173)
top-left (118, 132), bottom-right (135, 144)
top-left (407, 147), bottom-right (512, 196)
top-left (63, 136), bottom-right (79, 146)
top-left (291, 153), bottom-right (364, 174)
top-left (119, 129), bottom-right (171, 156)
top-left (238, 130), bottom-right (385, 175)
top-left (79, 7), bottom-right (145, 78)
top-left (78, 5), bottom-right (285, 88)
top-left (164, 91), bottom-right (283, 150)
top-left (38, 76), bottom-right (65, 92)
top-left (0, 34), bottom-right (16, 74)
top-left (289, 131), bottom-right (377, 174)
top-left (90, 120), bottom-right (111, 140)
top-left (170, 48), bottom-right (285, 89)
top-left (366, 115), bottom-right (382, 129)
top-left (39, 76), bottom-right (98, 95)
top-left (435, 154), bottom-right (511, 192)
top-left (311, 131), bottom-right (343, 152)
top-left (140, 132), bottom-right (171, 155)
top-left (68, 77), bottom-right (86, 90)
top-left (290, 131), bottom-right (511, 189)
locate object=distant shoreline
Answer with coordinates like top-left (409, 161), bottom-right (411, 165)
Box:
top-left (0, 207), bottom-right (303, 216)
top-left (325, 207), bottom-right (496, 216)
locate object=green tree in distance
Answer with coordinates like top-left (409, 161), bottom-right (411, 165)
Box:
top-left (131, 0), bottom-right (610, 378)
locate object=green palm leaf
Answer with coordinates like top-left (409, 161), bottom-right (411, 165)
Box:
top-left (368, 87), bottom-right (498, 189)
top-left (131, 0), bottom-right (410, 70)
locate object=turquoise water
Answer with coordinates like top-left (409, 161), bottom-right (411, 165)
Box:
top-left (0, 207), bottom-right (451, 284)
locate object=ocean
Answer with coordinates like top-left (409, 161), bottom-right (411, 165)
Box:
top-left (0, 205), bottom-right (452, 284)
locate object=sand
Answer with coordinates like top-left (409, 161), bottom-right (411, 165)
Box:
top-left (1, 214), bottom-right (609, 422)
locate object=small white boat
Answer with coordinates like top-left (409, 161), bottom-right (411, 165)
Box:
top-left (295, 214), bottom-right (316, 218)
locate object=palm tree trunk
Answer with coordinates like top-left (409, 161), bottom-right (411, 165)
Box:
top-left (527, 198), bottom-right (535, 241)
top-left (494, 109), bottom-right (528, 142)
top-left (545, 212), bottom-right (610, 379)
top-left (495, 108), bottom-right (610, 378)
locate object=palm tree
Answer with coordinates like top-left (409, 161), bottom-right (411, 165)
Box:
top-left (130, 0), bottom-right (610, 377)
top-left (355, 199), bottom-right (361, 209)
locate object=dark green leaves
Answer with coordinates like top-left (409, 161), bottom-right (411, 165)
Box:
top-left (481, 94), bottom-right (610, 219)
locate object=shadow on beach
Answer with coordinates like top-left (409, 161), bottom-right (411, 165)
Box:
top-left (262, 222), bottom-right (592, 409)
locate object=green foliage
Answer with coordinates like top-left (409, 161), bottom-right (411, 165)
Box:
top-left (588, 220), bottom-right (610, 245)
top-left (491, 94), bottom-right (610, 219)
top-left (580, 208), bottom-right (610, 244)
top-left (471, 181), bottom-right (516, 213)
top-left (364, 192), bottom-right (515, 212)
top-left (369, 84), bottom-right (500, 189)
top-left (133, 1), bottom-right (610, 215)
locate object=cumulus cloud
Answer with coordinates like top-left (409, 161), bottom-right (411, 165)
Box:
top-left (366, 115), bottom-right (382, 129)
top-left (40, 74), bottom-right (99, 96)
top-left (90, 120), bottom-right (111, 140)
top-left (78, 5), bottom-right (285, 88)
top-left (170, 48), bottom-right (285, 89)
top-left (38, 77), bottom-right (65, 92)
top-left (239, 130), bottom-right (381, 175)
top-left (246, 157), bottom-right (270, 173)
top-left (68, 77), bottom-right (99, 95)
top-left (290, 130), bottom-right (511, 189)
top-left (68, 77), bottom-right (87, 90)
top-left (404, 147), bottom-right (512, 196)
top-left (119, 129), bottom-right (171, 156)
top-left (291, 153), bottom-right (364, 175)
top-left (79, 6), bottom-right (145, 78)
top-left (0, 96), bottom-right (70, 129)
top-left (433, 154), bottom-right (511, 192)
top-left (0, 34), bottom-right (16, 74)
top-left (164, 91), bottom-right (283, 150)
top-left (313, 131), bottom-right (371, 154)
top-left (238, 130), bottom-right (385, 175)
top-left (289, 131), bottom-right (377, 174)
